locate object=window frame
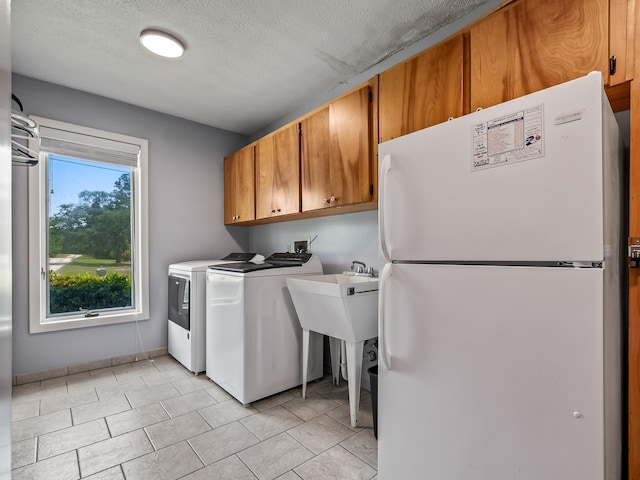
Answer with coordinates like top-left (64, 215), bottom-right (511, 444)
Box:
top-left (28, 116), bottom-right (149, 333)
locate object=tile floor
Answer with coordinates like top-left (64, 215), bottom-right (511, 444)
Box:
top-left (11, 355), bottom-right (378, 479)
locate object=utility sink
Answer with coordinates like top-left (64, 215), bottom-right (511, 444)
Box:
top-left (287, 273), bottom-right (378, 427)
top-left (286, 274), bottom-right (378, 342)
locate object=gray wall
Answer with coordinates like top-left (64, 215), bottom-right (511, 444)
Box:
top-left (249, 211), bottom-right (378, 275)
top-left (11, 75), bottom-right (250, 375)
top-left (0, 0), bottom-right (11, 476)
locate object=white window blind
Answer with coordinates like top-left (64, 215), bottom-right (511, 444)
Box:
top-left (39, 125), bottom-right (140, 167)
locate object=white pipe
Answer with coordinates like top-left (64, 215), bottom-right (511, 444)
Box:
top-left (340, 339), bottom-right (378, 381)
top-left (340, 340), bottom-right (348, 380)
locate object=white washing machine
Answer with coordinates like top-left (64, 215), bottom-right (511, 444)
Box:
top-left (167, 253), bottom-right (259, 373)
top-left (205, 252), bottom-right (324, 404)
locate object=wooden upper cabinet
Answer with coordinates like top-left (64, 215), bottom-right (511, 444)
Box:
top-left (329, 86), bottom-right (372, 207)
top-left (379, 35), bottom-right (465, 143)
top-left (470, 0), bottom-right (610, 111)
top-left (255, 123), bottom-right (300, 219)
top-left (301, 86), bottom-right (372, 212)
top-left (609, 0), bottom-right (635, 87)
top-left (224, 144), bottom-right (255, 225)
top-left (301, 107), bottom-right (331, 212)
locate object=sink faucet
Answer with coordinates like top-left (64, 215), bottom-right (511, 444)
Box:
top-left (351, 260), bottom-right (366, 273)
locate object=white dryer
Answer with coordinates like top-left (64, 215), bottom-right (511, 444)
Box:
top-left (167, 253), bottom-right (258, 373)
top-left (206, 253), bottom-right (324, 404)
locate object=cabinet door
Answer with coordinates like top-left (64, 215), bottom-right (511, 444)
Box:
top-left (223, 154), bottom-right (235, 224)
top-left (329, 86), bottom-right (372, 207)
top-left (301, 86), bottom-right (372, 212)
top-left (255, 124), bottom-right (300, 219)
top-left (301, 107), bottom-right (330, 211)
top-left (224, 145), bottom-right (255, 224)
top-left (609, 0), bottom-right (635, 87)
top-left (379, 35), bottom-right (465, 143)
top-left (470, 0), bottom-right (609, 111)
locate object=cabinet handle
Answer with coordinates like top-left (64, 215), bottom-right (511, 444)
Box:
top-left (610, 55), bottom-right (617, 76)
top-left (323, 198), bottom-right (328, 204)
top-left (277, 208), bottom-right (281, 213)
top-left (330, 196), bottom-right (336, 202)
top-left (271, 209), bottom-right (275, 214)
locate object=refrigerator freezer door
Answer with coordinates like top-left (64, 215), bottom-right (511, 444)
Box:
top-left (378, 73), bottom-right (614, 263)
top-left (378, 263), bottom-right (619, 479)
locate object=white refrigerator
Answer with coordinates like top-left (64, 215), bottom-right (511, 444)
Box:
top-left (377, 72), bottom-right (622, 479)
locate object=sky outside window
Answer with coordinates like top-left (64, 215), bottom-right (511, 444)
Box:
top-left (48, 154), bottom-right (130, 215)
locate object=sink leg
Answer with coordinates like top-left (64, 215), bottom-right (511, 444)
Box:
top-left (346, 340), bottom-right (364, 428)
top-left (302, 329), bottom-right (309, 399)
top-left (329, 336), bottom-right (341, 386)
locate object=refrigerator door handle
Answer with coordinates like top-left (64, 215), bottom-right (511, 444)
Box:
top-left (379, 262), bottom-right (393, 370)
top-left (379, 154), bottom-right (392, 263)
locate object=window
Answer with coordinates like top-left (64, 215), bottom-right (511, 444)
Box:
top-left (28, 117), bottom-right (149, 333)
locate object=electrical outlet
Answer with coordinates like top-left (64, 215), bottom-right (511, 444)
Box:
top-left (292, 236), bottom-right (312, 253)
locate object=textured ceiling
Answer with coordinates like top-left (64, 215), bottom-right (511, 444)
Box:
top-left (11, 0), bottom-right (491, 135)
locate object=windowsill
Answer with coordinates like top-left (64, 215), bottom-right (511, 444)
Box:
top-left (29, 310), bottom-right (149, 333)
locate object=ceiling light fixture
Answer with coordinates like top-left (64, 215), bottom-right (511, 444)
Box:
top-left (139, 29), bottom-right (185, 58)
